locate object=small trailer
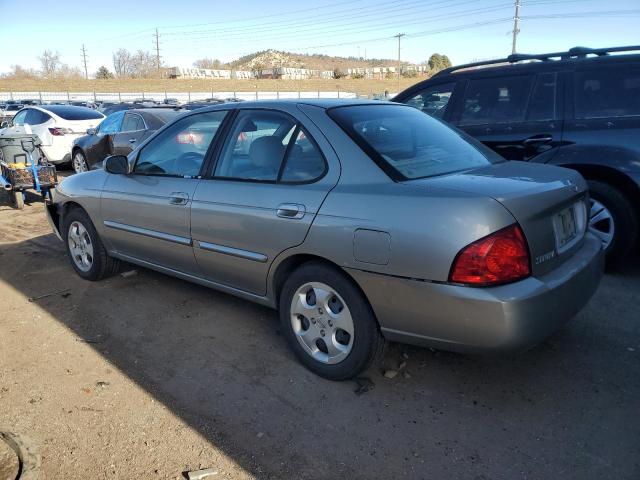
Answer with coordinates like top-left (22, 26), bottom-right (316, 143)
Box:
top-left (0, 134), bottom-right (57, 209)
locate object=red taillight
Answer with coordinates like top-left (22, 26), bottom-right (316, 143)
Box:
top-left (49, 127), bottom-right (68, 136)
top-left (449, 224), bottom-right (530, 286)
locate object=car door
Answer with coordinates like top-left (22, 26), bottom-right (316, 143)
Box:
top-left (85, 111), bottom-right (124, 168)
top-left (4, 109), bottom-right (29, 135)
top-left (453, 73), bottom-right (563, 161)
top-left (24, 109), bottom-right (53, 145)
top-left (112, 112), bottom-right (148, 155)
top-left (100, 110), bottom-right (229, 275)
top-left (558, 63), bottom-right (640, 166)
top-left (191, 107), bottom-right (340, 295)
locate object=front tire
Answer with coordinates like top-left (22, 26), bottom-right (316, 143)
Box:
top-left (279, 262), bottom-right (384, 380)
top-left (587, 180), bottom-right (638, 268)
top-left (72, 150), bottom-right (89, 174)
top-left (63, 207), bottom-right (119, 280)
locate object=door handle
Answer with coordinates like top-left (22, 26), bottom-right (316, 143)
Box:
top-left (169, 192), bottom-right (189, 205)
top-left (523, 134), bottom-right (553, 145)
top-left (277, 203), bottom-right (306, 219)
top-left (129, 138), bottom-right (137, 143)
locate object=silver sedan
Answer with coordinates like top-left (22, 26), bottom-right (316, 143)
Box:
top-left (46, 99), bottom-right (604, 380)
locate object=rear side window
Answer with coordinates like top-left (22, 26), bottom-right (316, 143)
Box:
top-left (214, 109), bottom-right (326, 183)
top-left (24, 109), bottom-right (51, 125)
top-left (404, 82), bottom-right (454, 118)
top-left (460, 75), bottom-right (533, 125)
top-left (329, 104), bottom-right (499, 181)
top-left (575, 66), bottom-right (640, 118)
top-left (121, 113), bottom-right (146, 132)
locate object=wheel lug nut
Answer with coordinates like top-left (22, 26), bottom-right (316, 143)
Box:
top-left (318, 308), bottom-right (323, 314)
top-left (328, 320), bottom-right (333, 327)
top-left (320, 329), bottom-right (325, 336)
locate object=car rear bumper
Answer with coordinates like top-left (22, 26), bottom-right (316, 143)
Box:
top-left (348, 232), bottom-right (604, 353)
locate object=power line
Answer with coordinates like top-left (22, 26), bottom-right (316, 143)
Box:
top-left (81, 44), bottom-right (89, 79)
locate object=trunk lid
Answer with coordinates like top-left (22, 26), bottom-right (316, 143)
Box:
top-left (404, 161), bottom-right (589, 276)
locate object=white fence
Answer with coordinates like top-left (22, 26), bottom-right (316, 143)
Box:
top-left (0, 91), bottom-right (358, 103)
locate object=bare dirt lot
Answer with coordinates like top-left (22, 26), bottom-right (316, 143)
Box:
top-left (1, 191), bottom-right (639, 479)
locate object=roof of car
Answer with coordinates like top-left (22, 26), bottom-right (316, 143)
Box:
top-left (189, 98), bottom-right (396, 111)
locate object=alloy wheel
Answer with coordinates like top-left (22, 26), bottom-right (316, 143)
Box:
top-left (68, 221), bottom-right (94, 272)
top-left (290, 282), bottom-right (354, 365)
top-left (73, 152), bottom-right (88, 173)
top-left (589, 198), bottom-right (615, 249)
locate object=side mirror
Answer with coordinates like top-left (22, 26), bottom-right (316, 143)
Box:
top-left (0, 121), bottom-right (8, 128)
top-left (104, 155), bottom-right (130, 174)
top-left (86, 128), bottom-right (96, 135)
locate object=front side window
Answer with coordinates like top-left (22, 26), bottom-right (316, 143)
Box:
top-left (404, 82), bottom-right (454, 118)
top-left (98, 111), bottom-right (124, 135)
top-left (11, 110), bottom-right (28, 126)
top-left (134, 110), bottom-right (227, 177)
top-left (575, 66), bottom-right (640, 119)
top-left (214, 109), bottom-right (326, 183)
top-left (459, 75), bottom-right (534, 125)
top-left (329, 104), bottom-right (499, 181)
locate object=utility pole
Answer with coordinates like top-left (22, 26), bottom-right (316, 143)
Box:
top-left (81, 44), bottom-right (88, 79)
top-left (153, 28), bottom-right (161, 71)
top-left (511, 0), bottom-right (521, 54)
top-left (394, 33), bottom-right (405, 91)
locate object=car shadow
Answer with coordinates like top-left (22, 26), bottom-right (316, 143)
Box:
top-left (1, 233), bottom-right (638, 479)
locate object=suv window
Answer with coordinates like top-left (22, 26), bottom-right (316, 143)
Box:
top-left (214, 110), bottom-right (326, 183)
top-left (404, 83), bottom-right (454, 118)
top-left (459, 75), bottom-right (534, 125)
top-left (134, 110), bottom-right (227, 177)
top-left (121, 113), bottom-right (146, 132)
top-left (527, 73), bottom-right (557, 121)
top-left (575, 66), bottom-right (640, 119)
top-left (24, 109), bottom-right (51, 125)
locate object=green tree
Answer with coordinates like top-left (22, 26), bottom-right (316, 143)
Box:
top-left (95, 66), bottom-right (114, 79)
top-left (428, 53), bottom-right (452, 73)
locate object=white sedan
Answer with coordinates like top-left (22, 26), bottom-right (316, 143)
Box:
top-left (0, 105), bottom-right (105, 165)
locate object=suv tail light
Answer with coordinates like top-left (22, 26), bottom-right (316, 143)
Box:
top-left (49, 127), bottom-right (72, 136)
top-left (176, 132), bottom-right (204, 144)
top-left (449, 224), bottom-right (530, 286)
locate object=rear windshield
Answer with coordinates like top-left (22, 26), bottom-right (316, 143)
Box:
top-left (328, 104), bottom-right (499, 180)
top-left (42, 105), bottom-right (104, 120)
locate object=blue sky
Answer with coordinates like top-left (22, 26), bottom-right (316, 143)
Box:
top-left (0, 0), bottom-right (638, 74)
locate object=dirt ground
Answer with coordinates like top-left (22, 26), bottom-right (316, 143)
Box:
top-left (0, 190), bottom-right (639, 479)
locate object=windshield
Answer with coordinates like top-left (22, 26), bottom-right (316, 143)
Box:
top-left (328, 104), bottom-right (499, 180)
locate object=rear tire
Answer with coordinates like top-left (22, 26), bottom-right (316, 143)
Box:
top-left (62, 207), bottom-right (120, 280)
top-left (279, 262), bottom-right (384, 380)
top-left (72, 150), bottom-right (89, 174)
top-left (587, 180), bottom-right (638, 268)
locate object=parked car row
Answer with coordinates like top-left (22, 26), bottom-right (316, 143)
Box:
top-left (394, 45), bottom-right (640, 266)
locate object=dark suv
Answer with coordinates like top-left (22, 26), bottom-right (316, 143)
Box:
top-left (394, 46), bottom-right (640, 266)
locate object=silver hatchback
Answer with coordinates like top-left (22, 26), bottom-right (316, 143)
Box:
top-left (47, 100), bottom-right (603, 380)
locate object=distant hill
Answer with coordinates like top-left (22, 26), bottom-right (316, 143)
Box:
top-left (227, 49), bottom-right (405, 71)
